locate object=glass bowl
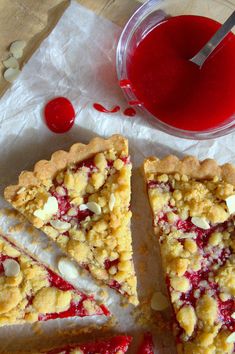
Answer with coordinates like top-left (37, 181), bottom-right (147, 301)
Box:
top-left (116, 0), bottom-right (235, 140)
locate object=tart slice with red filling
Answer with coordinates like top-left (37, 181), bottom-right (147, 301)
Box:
top-left (144, 155), bottom-right (235, 354)
top-left (0, 233), bottom-right (108, 326)
top-left (36, 335), bottom-right (132, 354)
top-left (4, 135), bottom-right (138, 305)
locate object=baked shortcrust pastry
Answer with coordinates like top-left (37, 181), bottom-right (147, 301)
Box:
top-left (0, 234), bottom-right (108, 326)
top-left (4, 135), bottom-right (138, 305)
top-left (143, 155), bottom-right (235, 354)
top-left (30, 335), bottom-right (132, 354)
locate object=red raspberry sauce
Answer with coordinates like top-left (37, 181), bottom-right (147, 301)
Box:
top-left (93, 103), bottom-right (120, 113)
top-left (44, 97), bottom-right (75, 133)
top-left (128, 15), bottom-right (235, 131)
top-left (123, 107), bottom-right (136, 117)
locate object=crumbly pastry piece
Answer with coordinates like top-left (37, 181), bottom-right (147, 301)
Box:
top-left (143, 155), bottom-right (235, 354)
top-left (0, 234), bottom-right (108, 326)
top-left (4, 135), bottom-right (138, 305)
top-left (25, 335), bottom-right (132, 354)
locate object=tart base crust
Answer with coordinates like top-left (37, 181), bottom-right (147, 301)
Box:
top-left (5, 135), bottom-right (128, 201)
top-left (144, 155), bottom-right (235, 185)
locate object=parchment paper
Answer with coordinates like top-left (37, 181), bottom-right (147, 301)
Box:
top-left (0, 1), bottom-right (234, 353)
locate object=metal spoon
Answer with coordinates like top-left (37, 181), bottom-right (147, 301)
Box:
top-left (190, 10), bottom-right (235, 68)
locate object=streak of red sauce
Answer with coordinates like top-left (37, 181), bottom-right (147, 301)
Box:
top-left (119, 79), bottom-right (132, 88)
top-left (137, 333), bottom-right (154, 354)
top-left (93, 103), bottom-right (120, 113)
top-left (128, 100), bottom-right (143, 106)
top-left (123, 107), bottom-right (136, 117)
top-left (128, 15), bottom-right (235, 131)
top-left (44, 335), bottom-right (132, 354)
top-left (44, 97), bottom-right (75, 133)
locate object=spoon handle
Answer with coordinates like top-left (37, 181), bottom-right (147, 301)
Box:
top-left (191, 10), bottom-right (235, 67)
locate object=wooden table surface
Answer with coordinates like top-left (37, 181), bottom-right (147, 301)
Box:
top-left (0, 0), bottom-right (143, 97)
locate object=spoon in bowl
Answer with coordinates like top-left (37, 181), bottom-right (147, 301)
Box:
top-left (190, 10), bottom-right (235, 68)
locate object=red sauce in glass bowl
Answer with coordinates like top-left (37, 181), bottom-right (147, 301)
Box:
top-left (127, 15), bottom-right (235, 131)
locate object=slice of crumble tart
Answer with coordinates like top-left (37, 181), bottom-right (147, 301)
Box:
top-left (144, 155), bottom-right (235, 354)
top-left (4, 135), bottom-right (138, 306)
top-left (0, 234), bottom-right (108, 326)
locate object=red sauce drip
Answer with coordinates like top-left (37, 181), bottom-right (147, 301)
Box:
top-left (128, 100), bottom-right (143, 106)
top-left (93, 103), bottom-right (120, 113)
top-left (44, 97), bottom-right (75, 134)
top-left (128, 15), bottom-right (235, 131)
top-left (123, 107), bottom-right (136, 117)
top-left (137, 333), bottom-right (154, 354)
top-left (45, 335), bottom-right (132, 354)
top-left (119, 79), bottom-right (132, 88)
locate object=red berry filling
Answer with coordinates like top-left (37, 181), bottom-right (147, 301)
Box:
top-left (148, 180), bottom-right (235, 343)
top-left (45, 335), bottom-right (132, 354)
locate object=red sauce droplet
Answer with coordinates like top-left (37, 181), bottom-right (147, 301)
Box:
top-left (128, 100), bottom-right (143, 106)
top-left (44, 97), bottom-right (75, 134)
top-left (119, 79), bottom-right (132, 88)
top-left (128, 15), bottom-right (235, 131)
top-left (93, 103), bottom-right (120, 113)
top-left (123, 107), bottom-right (136, 117)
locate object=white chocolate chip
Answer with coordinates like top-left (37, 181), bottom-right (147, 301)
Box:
top-left (86, 202), bottom-right (101, 215)
top-left (3, 259), bottom-right (20, 277)
top-left (109, 193), bottom-right (116, 211)
top-left (151, 291), bottom-right (169, 311)
top-left (10, 40), bottom-right (26, 59)
top-left (3, 56), bottom-right (19, 69)
top-left (58, 257), bottom-right (79, 279)
top-left (79, 204), bottom-right (88, 211)
top-left (226, 332), bottom-right (235, 343)
top-left (3, 68), bottom-right (21, 83)
top-left (226, 195), bottom-right (235, 215)
top-left (191, 217), bottom-right (210, 230)
top-left (50, 219), bottom-right (71, 231)
top-left (231, 312), bottom-right (235, 319)
top-left (34, 196), bottom-right (58, 221)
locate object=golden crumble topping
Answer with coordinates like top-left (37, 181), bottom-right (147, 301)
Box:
top-left (0, 235), bottom-right (106, 326)
top-left (144, 158), bottom-right (235, 354)
top-left (5, 137), bottom-right (138, 306)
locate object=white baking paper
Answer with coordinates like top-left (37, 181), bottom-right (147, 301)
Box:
top-left (0, 1), bottom-right (234, 353)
